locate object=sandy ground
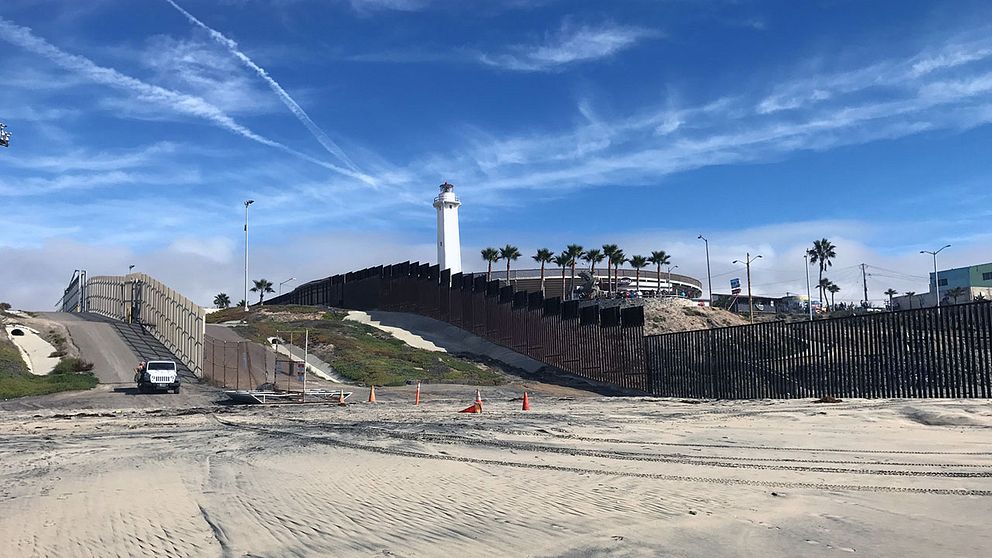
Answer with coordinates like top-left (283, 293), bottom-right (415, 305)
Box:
top-left (345, 310), bottom-right (446, 352)
top-left (2, 385), bottom-right (991, 557)
top-left (3, 324), bottom-right (60, 375)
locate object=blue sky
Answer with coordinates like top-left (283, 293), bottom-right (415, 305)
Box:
top-left (2, 0), bottom-right (991, 308)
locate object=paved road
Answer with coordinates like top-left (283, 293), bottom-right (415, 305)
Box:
top-left (37, 312), bottom-right (139, 384)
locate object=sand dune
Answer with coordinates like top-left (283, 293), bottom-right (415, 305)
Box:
top-left (1, 394), bottom-right (991, 557)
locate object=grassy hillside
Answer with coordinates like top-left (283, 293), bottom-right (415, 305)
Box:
top-left (0, 308), bottom-right (98, 400)
top-left (217, 305), bottom-right (506, 387)
top-left (0, 339), bottom-right (98, 400)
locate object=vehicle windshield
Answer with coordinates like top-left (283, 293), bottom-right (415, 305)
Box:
top-left (147, 362), bottom-right (176, 370)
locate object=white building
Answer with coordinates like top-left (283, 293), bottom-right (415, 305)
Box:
top-left (433, 181), bottom-right (462, 274)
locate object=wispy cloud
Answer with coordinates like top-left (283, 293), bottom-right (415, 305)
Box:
top-left (346, 0), bottom-right (430, 13)
top-left (413, 34), bottom-right (992, 202)
top-left (163, 0), bottom-right (366, 177)
top-left (480, 21), bottom-right (659, 71)
top-left (0, 16), bottom-right (371, 183)
top-left (4, 142), bottom-right (178, 173)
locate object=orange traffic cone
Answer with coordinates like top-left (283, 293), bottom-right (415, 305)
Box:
top-left (475, 389), bottom-right (483, 405)
top-left (458, 401), bottom-right (482, 414)
top-left (338, 390), bottom-right (347, 406)
top-left (415, 381), bottom-right (421, 405)
top-left (522, 392), bottom-right (530, 411)
top-left (368, 385), bottom-right (377, 403)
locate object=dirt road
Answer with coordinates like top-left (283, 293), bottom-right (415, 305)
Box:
top-left (36, 312), bottom-right (139, 384)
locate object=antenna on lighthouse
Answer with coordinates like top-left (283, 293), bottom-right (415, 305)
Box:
top-left (433, 181), bottom-right (462, 274)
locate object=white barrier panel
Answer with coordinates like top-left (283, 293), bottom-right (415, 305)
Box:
top-left (86, 273), bottom-right (205, 377)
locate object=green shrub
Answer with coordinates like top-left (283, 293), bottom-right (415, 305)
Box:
top-left (53, 357), bottom-right (94, 374)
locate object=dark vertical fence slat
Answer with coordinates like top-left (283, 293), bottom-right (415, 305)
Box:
top-left (974, 304), bottom-right (985, 397)
top-left (943, 307), bottom-right (955, 398)
top-left (979, 303), bottom-right (987, 397)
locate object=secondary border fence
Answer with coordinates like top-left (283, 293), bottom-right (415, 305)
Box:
top-left (56, 270), bottom-right (87, 313)
top-left (65, 272), bottom-right (206, 377)
top-left (268, 261), bottom-right (992, 399)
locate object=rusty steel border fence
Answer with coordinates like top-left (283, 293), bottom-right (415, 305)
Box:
top-left (646, 301), bottom-right (992, 399)
top-left (267, 261), bottom-right (992, 399)
top-left (267, 261), bottom-right (650, 392)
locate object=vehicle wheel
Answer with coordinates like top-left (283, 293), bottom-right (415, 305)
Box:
top-left (174, 386), bottom-right (180, 394)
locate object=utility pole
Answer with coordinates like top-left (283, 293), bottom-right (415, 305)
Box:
top-left (920, 245), bottom-right (951, 311)
top-left (243, 199), bottom-right (255, 312)
top-left (861, 263), bottom-right (869, 307)
top-left (733, 252), bottom-right (762, 324)
top-left (279, 277), bottom-right (295, 296)
top-left (804, 253), bottom-right (813, 321)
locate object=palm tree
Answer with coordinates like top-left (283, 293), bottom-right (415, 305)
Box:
top-left (581, 248), bottom-right (603, 272)
top-left (807, 238), bottom-right (837, 305)
top-left (946, 286), bottom-right (967, 304)
top-left (498, 244), bottom-right (521, 283)
top-left (904, 291), bottom-right (916, 310)
top-left (610, 249), bottom-right (628, 294)
top-left (884, 288), bottom-right (898, 310)
top-left (817, 278), bottom-right (832, 310)
top-left (827, 283), bottom-right (840, 309)
top-left (532, 248), bottom-right (554, 294)
top-left (552, 252), bottom-right (570, 299)
top-left (565, 244), bottom-right (584, 300)
top-left (481, 247), bottom-right (499, 282)
top-left (629, 255), bottom-right (648, 291)
top-left (602, 244), bottom-right (619, 293)
top-left (213, 293), bottom-right (231, 309)
top-left (648, 250), bottom-right (671, 297)
top-left (975, 293), bottom-right (988, 302)
top-left (250, 279), bottom-right (275, 305)
top-left (236, 299), bottom-right (246, 309)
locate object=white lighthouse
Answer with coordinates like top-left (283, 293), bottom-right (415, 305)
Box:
top-left (433, 181), bottom-right (462, 274)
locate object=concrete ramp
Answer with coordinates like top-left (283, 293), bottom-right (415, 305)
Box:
top-left (38, 313), bottom-right (194, 384)
top-left (345, 310), bottom-right (545, 374)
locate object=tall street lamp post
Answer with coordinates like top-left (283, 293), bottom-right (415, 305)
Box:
top-left (920, 244), bottom-right (951, 310)
top-left (733, 252), bottom-right (762, 324)
top-left (698, 235), bottom-right (712, 304)
top-left (667, 264), bottom-right (679, 297)
top-left (279, 277), bottom-right (296, 296)
top-left (803, 253), bottom-right (813, 321)
top-left (244, 200), bottom-right (255, 312)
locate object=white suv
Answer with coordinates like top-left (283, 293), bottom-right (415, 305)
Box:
top-left (137, 360), bottom-right (180, 393)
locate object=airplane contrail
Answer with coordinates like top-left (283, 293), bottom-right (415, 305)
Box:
top-left (164, 0), bottom-right (364, 176)
top-left (0, 17), bottom-right (374, 184)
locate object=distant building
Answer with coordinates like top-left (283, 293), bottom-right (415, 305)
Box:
top-left (711, 293), bottom-right (812, 315)
top-left (891, 262), bottom-right (992, 310)
top-left (489, 268), bottom-right (703, 300)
